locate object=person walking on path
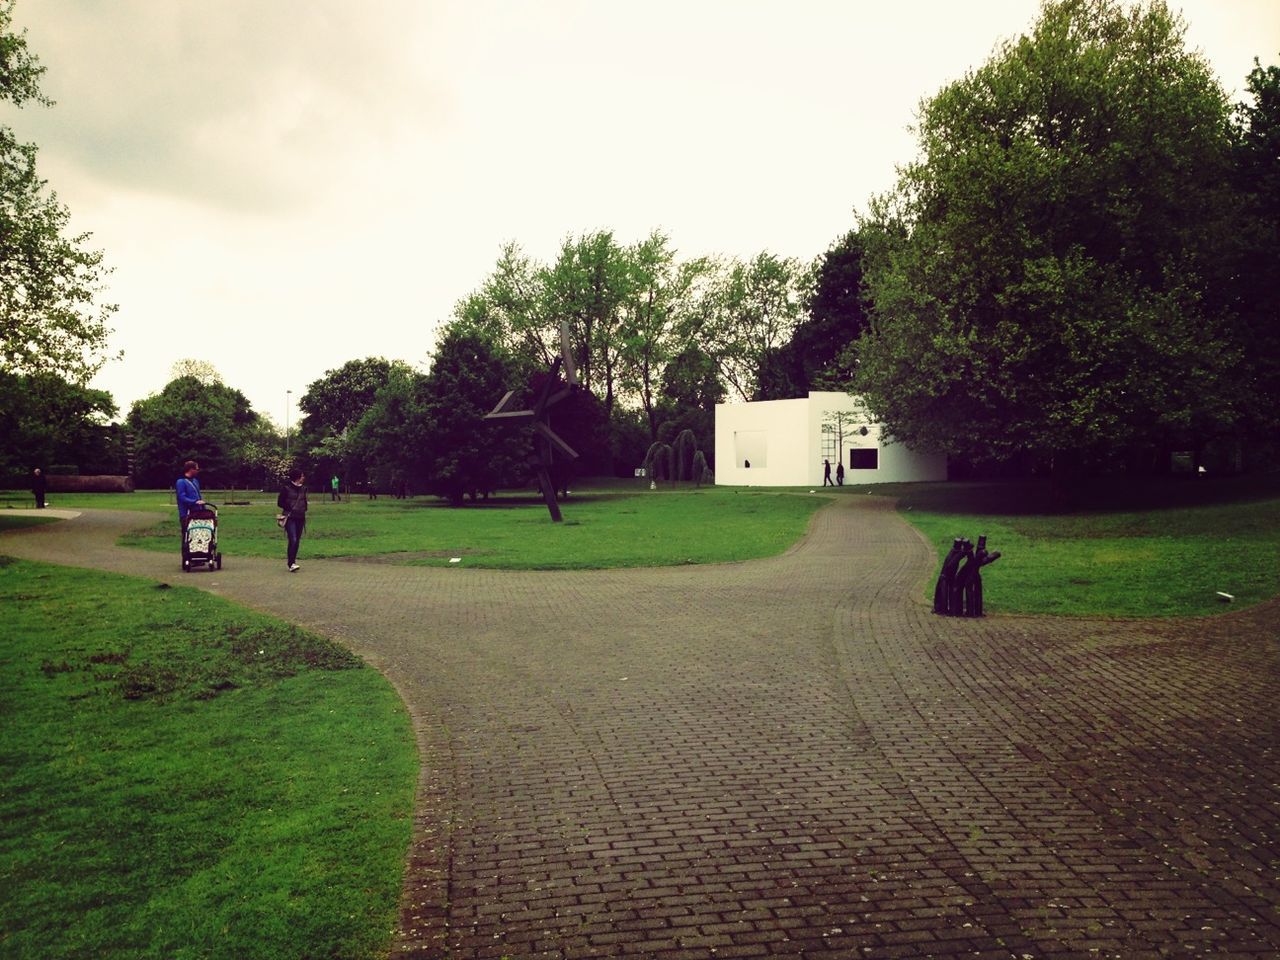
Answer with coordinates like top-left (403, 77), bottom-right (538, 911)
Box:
top-left (330, 474), bottom-right (340, 502)
top-left (279, 468), bottom-right (309, 572)
top-left (823, 459), bottom-right (834, 486)
top-left (836, 462), bottom-right (845, 486)
top-left (31, 467), bottom-right (46, 509)
top-left (175, 460), bottom-right (205, 546)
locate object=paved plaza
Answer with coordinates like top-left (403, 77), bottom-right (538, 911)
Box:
top-left (3, 498), bottom-right (1277, 958)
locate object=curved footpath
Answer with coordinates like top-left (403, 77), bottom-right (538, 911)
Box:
top-left (2, 499), bottom-right (1278, 959)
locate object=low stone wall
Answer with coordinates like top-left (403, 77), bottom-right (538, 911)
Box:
top-left (45, 475), bottom-right (135, 493)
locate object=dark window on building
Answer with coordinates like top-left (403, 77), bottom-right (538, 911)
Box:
top-left (849, 448), bottom-right (878, 470)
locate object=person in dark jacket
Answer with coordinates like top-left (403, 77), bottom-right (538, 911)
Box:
top-left (277, 467), bottom-right (309, 572)
top-left (31, 467), bottom-right (46, 509)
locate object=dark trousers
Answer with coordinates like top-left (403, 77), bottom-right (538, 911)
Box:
top-left (34, 491), bottom-right (45, 508)
top-left (285, 517), bottom-right (305, 565)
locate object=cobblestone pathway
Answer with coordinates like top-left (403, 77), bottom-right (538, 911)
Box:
top-left (3, 498), bottom-right (1277, 958)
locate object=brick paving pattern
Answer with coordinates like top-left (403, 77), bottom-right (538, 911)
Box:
top-left (3, 498), bottom-right (1277, 958)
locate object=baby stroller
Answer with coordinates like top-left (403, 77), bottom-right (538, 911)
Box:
top-left (182, 505), bottom-right (222, 572)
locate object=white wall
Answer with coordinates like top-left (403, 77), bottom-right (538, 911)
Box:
top-left (716, 391), bottom-right (947, 486)
top-left (715, 398), bottom-right (810, 486)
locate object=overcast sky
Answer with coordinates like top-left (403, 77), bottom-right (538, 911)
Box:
top-left (5, 0), bottom-right (1277, 429)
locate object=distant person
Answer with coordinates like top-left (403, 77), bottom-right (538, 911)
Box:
top-left (31, 467), bottom-right (46, 509)
top-left (744, 459), bottom-right (750, 468)
top-left (278, 467), bottom-right (309, 572)
top-left (366, 475), bottom-right (377, 499)
top-left (823, 459), bottom-right (833, 486)
top-left (330, 474), bottom-right (340, 501)
top-left (836, 462), bottom-right (845, 486)
top-left (176, 460), bottom-right (205, 545)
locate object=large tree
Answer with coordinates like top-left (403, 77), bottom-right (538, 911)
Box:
top-left (127, 375), bottom-right (267, 487)
top-left (757, 231), bottom-right (869, 400)
top-left (296, 356), bottom-right (410, 484)
top-left (0, 370), bottom-right (120, 479)
top-left (696, 252), bottom-right (805, 402)
top-left (1229, 56), bottom-right (1280, 452)
top-left (854, 0), bottom-right (1245, 473)
top-left (540, 231), bottom-right (630, 421)
top-left (348, 364), bottom-right (432, 494)
top-left (0, 1), bottom-right (116, 382)
top-left (617, 233), bottom-right (711, 441)
top-left (415, 330), bottom-right (524, 504)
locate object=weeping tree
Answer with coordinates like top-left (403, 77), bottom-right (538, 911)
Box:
top-left (642, 441), bottom-right (672, 483)
top-left (692, 449), bottom-right (712, 487)
top-left (673, 429), bottom-right (697, 482)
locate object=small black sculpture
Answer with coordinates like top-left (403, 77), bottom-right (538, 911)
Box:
top-left (484, 321), bottom-right (580, 522)
top-left (954, 534), bottom-right (1002, 617)
top-left (948, 538), bottom-right (975, 615)
top-left (934, 535), bottom-right (1002, 617)
top-left (932, 538), bottom-right (966, 614)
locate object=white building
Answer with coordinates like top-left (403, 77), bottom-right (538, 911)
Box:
top-left (714, 391), bottom-right (947, 487)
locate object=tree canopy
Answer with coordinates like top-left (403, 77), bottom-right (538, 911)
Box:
top-left (853, 0), bottom-right (1249, 472)
top-left (1228, 56), bottom-right (1280, 447)
top-left (756, 231), bottom-right (868, 400)
top-left (126, 375), bottom-right (272, 487)
top-left (0, 370), bottom-right (121, 480)
top-left (0, 1), bottom-right (116, 383)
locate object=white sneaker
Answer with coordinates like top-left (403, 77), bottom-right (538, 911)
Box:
top-left (289, 563), bottom-right (300, 572)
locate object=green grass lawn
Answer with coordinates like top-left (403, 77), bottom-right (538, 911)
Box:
top-left (2, 484), bottom-right (824, 570)
top-left (865, 475), bottom-right (1280, 617)
top-left (0, 558), bottom-right (417, 960)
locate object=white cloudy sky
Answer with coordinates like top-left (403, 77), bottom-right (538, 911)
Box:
top-left (5, 0), bottom-right (1277, 428)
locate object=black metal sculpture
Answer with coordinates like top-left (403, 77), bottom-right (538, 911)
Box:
top-left (947, 538), bottom-right (975, 615)
top-left (484, 322), bottom-right (580, 522)
top-left (958, 535), bottom-right (1001, 617)
top-left (932, 538), bottom-right (966, 614)
top-left (934, 535), bottom-right (1002, 617)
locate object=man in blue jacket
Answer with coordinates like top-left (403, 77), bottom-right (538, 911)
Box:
top-left (176, 460), bottom-right (205, 545)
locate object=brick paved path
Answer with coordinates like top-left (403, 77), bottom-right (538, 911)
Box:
top-left (3, 499), bottom-right (1278, 958)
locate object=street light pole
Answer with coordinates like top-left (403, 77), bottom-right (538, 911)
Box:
top-left (285, 389), bottom-right (292, 459)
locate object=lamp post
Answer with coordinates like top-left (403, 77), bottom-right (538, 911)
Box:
top-left (285, 389), bottom-right (292, 459)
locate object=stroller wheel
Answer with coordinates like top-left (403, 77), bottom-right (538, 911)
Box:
top-left (215, 553), bottom-right (223, 570)
top-left (182, 559), bottom-right (190, 572)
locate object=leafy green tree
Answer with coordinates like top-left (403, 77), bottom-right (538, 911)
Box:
top-left (757, 232), bottom-right (869, 399)
top-left (452, 242), bottom-right (551, 372)
top-left (127, 376), bottom-right (267, 487)
top-left (696, 252), bottom-right (805, 402)
top-left (0, 370), bottom-right (120, 479)
top-left (617, 233), bottom-right (711, 441)
top-left (656, 344), bottom-right (724, 452)
top-left (541, 231), bottom-right (630, 420)
top-left (854, 0), bottom-right (1245, 474)
top-left (1229, 56), bottom-right (1280, 452)
top-left (348, 365), bottom-right (432, 494)
top-left (416, 330), bottom-right (523, 505)
top-left (1, 1), bottom-right (116, 382)
top-left (297, 357), bottom-right (409, 483)
top-left (298, 357), bottom-right (404, 441)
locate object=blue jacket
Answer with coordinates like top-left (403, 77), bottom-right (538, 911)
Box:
top-left (176, 476), bottom-right (203, 520)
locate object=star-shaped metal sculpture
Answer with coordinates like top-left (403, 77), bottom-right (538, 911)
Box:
top-left (484, 321), bottom-right (580, 521)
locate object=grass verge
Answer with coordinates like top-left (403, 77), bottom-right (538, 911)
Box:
top-left (62, 484), bottom-right (826, 570)
top-left (869, 476), bottom-right (1280, 617)
top-left (0, 557), bottom-right (417, 960)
